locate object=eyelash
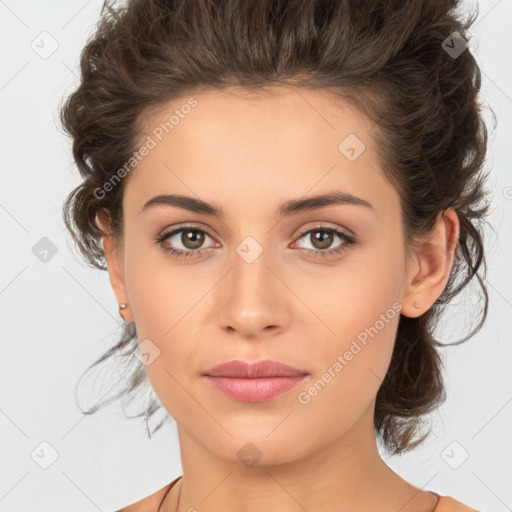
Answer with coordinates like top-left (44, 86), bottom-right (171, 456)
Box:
top-left (154, 223), bottom-right (357, 260)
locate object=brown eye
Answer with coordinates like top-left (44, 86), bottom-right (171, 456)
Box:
top-left (293, 226), bottom-right (357, 259)
top-left (180, 229), bottom-right (205, 249)
top-left (309, 230), bottom-right (334, 250)
top-left (156, 225), bottom-right (216, 259)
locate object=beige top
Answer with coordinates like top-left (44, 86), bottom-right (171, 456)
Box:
top-left (116, 476), bottom-right (480, 512)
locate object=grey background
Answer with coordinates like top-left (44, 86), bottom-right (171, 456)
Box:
top-left (1, 0), bottom-right (511, 510)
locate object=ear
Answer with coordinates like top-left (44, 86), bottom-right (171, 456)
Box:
top-left (400, 207), bottom-right (460, 318)
top-left (96, 211), bottom-right (133, 322)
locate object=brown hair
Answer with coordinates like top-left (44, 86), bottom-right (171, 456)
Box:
top-left (60, 0), bottom-right (495, 455)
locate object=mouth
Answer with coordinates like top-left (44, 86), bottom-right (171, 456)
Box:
top-left (202, 359), bottom-right (309, 402)
top-left (203, 375), bottom-right (308, 402)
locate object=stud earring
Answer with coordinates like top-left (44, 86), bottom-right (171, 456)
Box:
top-left (119, 303), bottom-right (129, 320)
top-left (413, 301), bottom-right (420, 309)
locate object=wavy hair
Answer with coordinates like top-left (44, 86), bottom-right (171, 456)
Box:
top-left (59, 0), bottom-right (495, 454)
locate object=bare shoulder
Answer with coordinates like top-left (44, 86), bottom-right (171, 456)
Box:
top-left (435, 496), bottom-right (480, 512)
top-left (116, 477), bottom-right (180, 512)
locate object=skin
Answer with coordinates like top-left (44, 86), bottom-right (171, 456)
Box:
top-left (97, 86), bottom-right (459, 512)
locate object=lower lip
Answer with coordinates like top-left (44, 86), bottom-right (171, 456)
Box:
top-left (203, 375), bottom-right (308, 402)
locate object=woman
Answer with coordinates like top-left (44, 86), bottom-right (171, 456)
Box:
top-left (60, 0), bottom-right (491, 510)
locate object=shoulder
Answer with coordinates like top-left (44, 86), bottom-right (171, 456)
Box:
top-left (116, 476), bottom-right (182, 512)
top-left (434, 495), bottom-right (480, 512)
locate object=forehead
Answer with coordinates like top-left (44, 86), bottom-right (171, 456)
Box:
top-left (140, 85), bottom-right (373, 145)
top-left (124, 86), bottom-right (398, 221)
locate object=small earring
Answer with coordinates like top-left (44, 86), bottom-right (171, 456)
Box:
top-left (413, 301), bottom-right (420, 309)
top-left (119, 303), bottom-right (129, 321)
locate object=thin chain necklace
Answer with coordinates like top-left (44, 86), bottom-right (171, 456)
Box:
top-left (158, 477), bottom-right (182, 512)
top-left (173, 480), bottom-right (182, 512)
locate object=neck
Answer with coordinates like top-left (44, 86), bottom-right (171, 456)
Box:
top-left (162, 401), bottom-right (437, 512)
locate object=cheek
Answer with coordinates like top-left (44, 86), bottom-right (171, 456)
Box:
top-left (299, 242), bottom-right (404, 409)
top-left (121, 237), bottom-right (206, 411)
top-left (300, 246), bottom-right (403, 354)
top-left (123, 236), bottom-right (196, 337)
top-left (292, 300), bottom-right (400, 449)
top-left (309, 302), bottom-right (399, 404)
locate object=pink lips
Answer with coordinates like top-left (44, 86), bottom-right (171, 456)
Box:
top-left (202, 360), bottom-right (309, 402)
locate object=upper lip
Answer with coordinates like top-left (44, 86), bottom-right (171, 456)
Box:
top-left (202, 359), bottom-right (309, 378)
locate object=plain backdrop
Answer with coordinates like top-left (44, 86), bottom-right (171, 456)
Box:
top-left (1, 0), bottom-right (511, 511)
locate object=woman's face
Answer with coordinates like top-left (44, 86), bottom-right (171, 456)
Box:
top-left (102, 86), bottom-right (443, 464)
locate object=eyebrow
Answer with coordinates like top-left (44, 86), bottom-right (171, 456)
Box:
top-left (140, 191), bottom-right (374, 217)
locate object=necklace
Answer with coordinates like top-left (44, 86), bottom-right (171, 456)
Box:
top-left (174, 479), bottom-right (182, 512)
top-left (158, 477), bottom-right (182, 512)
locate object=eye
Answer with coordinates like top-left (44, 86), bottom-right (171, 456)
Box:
top-left (292, 225), bottom-right (356, 258)
top-left (155, 224), bottom-right (217, 259)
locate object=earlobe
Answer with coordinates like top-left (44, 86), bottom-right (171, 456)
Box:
top-left (96, 212), bottom-right (132, 322)
top-left (400, 208), bottom-right (460, 318)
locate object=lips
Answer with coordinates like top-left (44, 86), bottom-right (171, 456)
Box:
top-left (202, 359), bottom-right (308, 378)
top-left (202, 360), bottom-right (309, 402)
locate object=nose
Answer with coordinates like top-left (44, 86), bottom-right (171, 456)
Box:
top-left (216, 245), bottom-right (290, 340)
